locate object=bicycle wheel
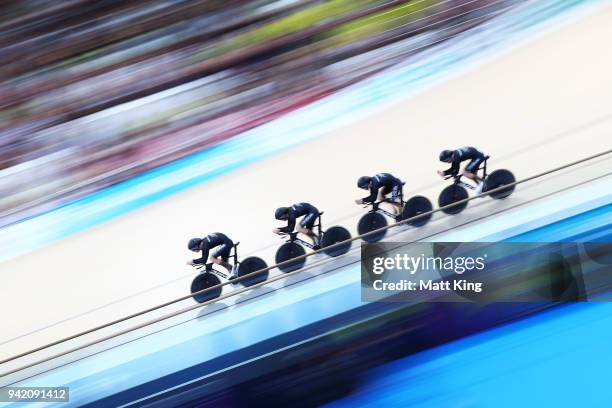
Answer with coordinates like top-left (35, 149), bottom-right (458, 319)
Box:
top-left (238, 256), bottom-right (269, 286)
top-left (190, 273), bottom-right (222, 303)
top-left (401, 195), bottom-right (433, 227)
top-left (321, 226), bottom-right (352, 257)
top-left (275, 242), bottom-right (306, 273)
top-left (484, 169), bottom-right (515, 199)
top-left (357, 212), bottom-right (388, 242)
top-left (438, 185), bottom-right (468, 214)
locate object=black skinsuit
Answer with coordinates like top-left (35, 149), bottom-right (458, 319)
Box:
top-left (192, 232), bottom-right (233, 264)
top-left (362, 173), bottom-right (403, 203)
top-left (278, 203), bottom-right (319, 233)
top-left (443, 146), bottom-right (486, 176)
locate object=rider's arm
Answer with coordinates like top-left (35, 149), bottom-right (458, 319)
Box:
top-left (362, 183), bottom-right (379, 203)
top-left (278, 211), bottom-right (296, 233)
top-left (443, 160), bottom-right (460, 176)
top-left (192, 247), bottom-right (210, 265)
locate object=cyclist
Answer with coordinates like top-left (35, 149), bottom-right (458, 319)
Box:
top-left (355, 173), bottom-right (403, 215)
top-left (187, 232), bottom-right (238, 279)
top-left (438, 147), bottom-right (486, 192)
top-left (273, 203), bottom-right (320, 247)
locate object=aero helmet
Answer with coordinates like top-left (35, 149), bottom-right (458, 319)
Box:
top-left (439, 150), bottom-right (453, 162)
top-left (275, 207), bottom-right (289, 220)
top-left (188, 238), bottom-right (202, 252)
top-left (357, 176), bottom-right (371, 189)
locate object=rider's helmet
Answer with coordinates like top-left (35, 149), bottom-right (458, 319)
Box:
top-left (439, 150), bottom-right (453, 162)
top-left (357, 176), bottom-right (371, 189)
top-left (188, 238), bottom-right (203, 252)
top-left (275, 207), bottom-right (289, 220)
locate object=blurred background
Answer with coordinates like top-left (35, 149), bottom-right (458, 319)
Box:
top-left (0, 0), bottom-right (516, 226)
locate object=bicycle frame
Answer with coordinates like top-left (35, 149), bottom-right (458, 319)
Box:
top-left (194, 242), bottom-right (241, 279)
top-left (281, 213), bottom-right (324, 249)
top-left (364, 200), bottom-right (398, 220)
top-left (453, 178), bottom-right (477, 190)
top-left (362, 181), bottom-right (406, 220)
top-left (445, 156), bottom-right (490, 189)
top-left (202, 263), bottom-right (229, 280)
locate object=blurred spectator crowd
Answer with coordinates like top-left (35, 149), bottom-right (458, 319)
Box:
top-left (0, 0), bottom-right (519, 225)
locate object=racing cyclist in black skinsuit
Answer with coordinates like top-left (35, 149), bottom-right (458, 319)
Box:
top-left (187, 232), bottom-right (238, 279)
top-left (274, 202), bottom-right (320, 247)
top-left (355, 173), bottom-right (403, 215)
top-left (438, 147), bottom-right (486, 193)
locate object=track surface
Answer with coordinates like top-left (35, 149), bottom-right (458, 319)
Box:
top-left (1, 4), bottom-right (611, 360)
top-left (1, 185), bottom-right (608, 406)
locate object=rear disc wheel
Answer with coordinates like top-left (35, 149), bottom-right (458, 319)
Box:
top-left (484, 169), bottom-right (516, 199)
top-left (321, 226), bottom-right (352, 256)
top-left (401, 195), bottom-right (433, 227)
top-left (238, 256), bottom-right (269, 286)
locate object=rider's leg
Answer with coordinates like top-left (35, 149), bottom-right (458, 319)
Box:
top-left (464, 170), bottom-right (485, 193)
top-left (378, 186), bottom-right (400, 215)
top-left (297, 226), bottom-right (318, 246)
top-left (379, 196), bottom-right (401, 214)
top-left (211, 243), bottom-right (235, 276)
top-left (299, 213), bottom-right (320, 246)
top-left (463, 158), bottom-right (484, 195)
top-left (211, 256), bottom-right (234, 274)
top-left (388, 185), bottom-right (402, 215)
top-left (462, 170), bottom-right (483, 184)
top-left (388, 201), bottom-right (402, 215)
top-left (464, 158), bottom-right (484, 185)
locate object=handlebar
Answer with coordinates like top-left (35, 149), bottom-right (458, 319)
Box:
top-left (363, 198), bottom-right (394, 207)
top-left (277, 231), bottom-right (298, 239)
top-left (191, 263), bottom-right (210, 271)
top-left (444, 173), bottom-right (460, 180)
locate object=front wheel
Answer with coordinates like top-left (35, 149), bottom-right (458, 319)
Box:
top-left (438, 185), bottom-right (468, 214)
top-left (358, 212), bottom-right (388, 242)
top-left (401, 195), bottom-right (433, 227)
top-left (191, 273), bottom-right (222, 303)
top-left (484, 169), bottom-right (515, 199)
top-left (275, 242), bottom-right (306, 273)
top-left (321, 226), bottom-right (352, 257)
top-left (238, 256), bottom-right (269, 286)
